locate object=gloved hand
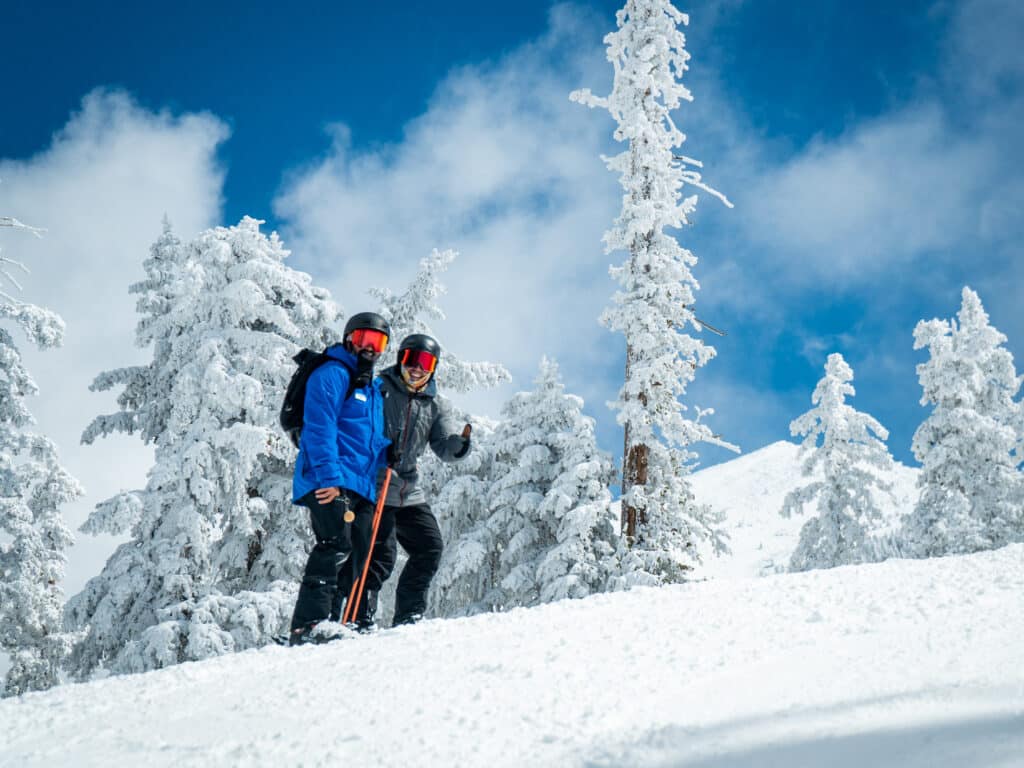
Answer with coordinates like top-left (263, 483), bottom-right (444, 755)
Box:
top-left (454, 423), bottom-right (472, 458)
top-left (387, 443), bottom-right (401, 467)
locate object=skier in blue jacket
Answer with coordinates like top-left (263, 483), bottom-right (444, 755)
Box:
top-left (288, 311), bottom-right (392, 645)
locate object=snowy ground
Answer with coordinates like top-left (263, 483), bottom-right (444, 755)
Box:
top-left (3, 543), bottom-right (1022, 767)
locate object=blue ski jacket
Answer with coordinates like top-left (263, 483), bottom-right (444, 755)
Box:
top-left (292, 345), bottom-right (390, 504)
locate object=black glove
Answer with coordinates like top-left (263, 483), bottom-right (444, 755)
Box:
top-left (387, 443), bottom-right (401, 467)
top-left (454, 425), bottom-right (471, 459)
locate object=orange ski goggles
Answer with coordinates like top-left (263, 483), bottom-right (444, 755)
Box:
top-left (401, 348), bottom-right (438, 373)
top-left (348, 328), bottom-right (389, 354)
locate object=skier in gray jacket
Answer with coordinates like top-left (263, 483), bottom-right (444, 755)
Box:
top-left (335, 333), bottom-right (471, 628)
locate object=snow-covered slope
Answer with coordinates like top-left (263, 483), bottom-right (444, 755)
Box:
top-left (3, 544), bottom-right (1022, 767)
top-left (691, 440), bottom-right (919, 579)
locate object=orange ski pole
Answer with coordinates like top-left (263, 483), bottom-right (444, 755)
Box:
top-left (343, 467), bottom-right (393, 625)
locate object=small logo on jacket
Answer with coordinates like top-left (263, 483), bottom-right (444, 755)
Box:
top-left (354, 392), bottom-right (368, 402)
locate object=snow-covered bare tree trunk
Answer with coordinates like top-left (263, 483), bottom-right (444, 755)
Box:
top-left (781, 353), bottom-right (896, 571)
top-left (572, 0), bottom-right (735, 585)
top-left (0, 215), bottom-right (83, 697)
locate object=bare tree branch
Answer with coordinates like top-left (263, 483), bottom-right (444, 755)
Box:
top-left (0, 217), bottom-right (46, 238)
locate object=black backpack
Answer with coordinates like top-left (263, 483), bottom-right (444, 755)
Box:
top-left (280, 349), bottom-right (359, 447)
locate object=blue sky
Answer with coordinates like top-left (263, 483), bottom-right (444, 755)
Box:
top-left (5, 0), bottom-right (946, 227)
top-left (2, 0), bottom-right (1022, 560)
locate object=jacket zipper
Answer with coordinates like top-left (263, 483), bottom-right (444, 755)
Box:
top-left (396, 396), bottom-right (419, 506)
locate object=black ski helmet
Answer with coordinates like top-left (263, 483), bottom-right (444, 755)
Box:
top-left (398, 333), bottom-right (442, 363)
top-left (343, 311), bottom-right (391, 342)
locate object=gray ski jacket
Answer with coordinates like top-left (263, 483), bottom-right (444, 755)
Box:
top-left (377, 365), bottom-right (470, 507)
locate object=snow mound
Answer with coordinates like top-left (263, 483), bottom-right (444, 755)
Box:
top-left (3, 544), bottom-right (1022, 767)
top-left (692, 441), bottom-right (919, 579)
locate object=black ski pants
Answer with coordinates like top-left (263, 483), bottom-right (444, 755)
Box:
top-left (374, 504), bottom-right (444, 624)
top-left (290, 490), bottom-right (374, 632)
top-left (331, 503), bottom-right (443, 625)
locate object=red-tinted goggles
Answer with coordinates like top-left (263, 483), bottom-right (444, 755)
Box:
top-left (401, 348), bottom-right (438, 373)
top-left (348, 328), bottom-right (389, 354)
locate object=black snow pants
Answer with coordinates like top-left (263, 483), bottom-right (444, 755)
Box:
top-left (289, 490), bottom-right (374, 632)
top-left (351, 503), bottom-right (444, 624)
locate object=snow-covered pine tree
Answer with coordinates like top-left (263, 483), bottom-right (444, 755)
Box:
top-left (66, 217), bottom-right (340, 677)
top-left (781, 353), bottom-right (896, 571)
top-left (1, 216), bottom-right (83, 697)
top-left (370, 248), bottom-right (509, 393)
top-left (571, 0), bottom-right (735, 585)
top-left (489, 358), bottom-right (618, 606)
top-left (426, 418), bottom-right (500, 618)
top-left (430, 360), bottom-right (618, 615)
top-left (902, 287), bottom-right (1024, 557)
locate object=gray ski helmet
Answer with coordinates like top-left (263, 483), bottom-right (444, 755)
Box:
top-left (398, 333), bottom-right (441, 362)
top-left (343, 311), bottom-right (391, 342)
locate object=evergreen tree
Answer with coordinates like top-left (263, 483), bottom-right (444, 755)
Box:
top-left (781, 353), bottom-right (896, 571)
top-left (1, 216), bottom-right (83, 697)
top-left (426, 418), bottom-right (500, 617)
top-left (66, 217), bottom-right (340, 676)
top-left (571, 0), bottom-right (735, 584)
top-left (902, 287), bottom-right (1024, 557)
top-left (489, 358), bottom-right (618, 606)
top-left (370, 248), bottom-right (509, 393)
top-left (431, 360), bottom-right (618, 615)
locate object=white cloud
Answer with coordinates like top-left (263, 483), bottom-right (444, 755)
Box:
top-left (0, 89), bottom-right (227, 595)
top-left (743, 105), bottom-right (999, 278)
top-left (275, 5), bottom-right (626, 420)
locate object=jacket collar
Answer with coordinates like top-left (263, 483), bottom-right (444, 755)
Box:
top-left (383, 364), bottom-right (437, 398)
top-left (325, 343), bottom-right (358, 368)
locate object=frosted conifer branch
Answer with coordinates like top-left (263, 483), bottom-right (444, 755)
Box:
top-left (0, 217), bottom-right (46, 237)
top-left (673, 155), bottom-right (733, 209)
top-left (2, 270), bottom-right (25, 292)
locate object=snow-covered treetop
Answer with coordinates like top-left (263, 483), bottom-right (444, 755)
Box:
top-left (914, 286), bottom-right (1022, 416)
top-left (370, 248), bottom-right (509, 393)
top-left (83, 216), bottom-right (342, 447)
top-left (570, 0), bottom-right (731, 241)
top-left (790, 352), bottom-right (891, 470)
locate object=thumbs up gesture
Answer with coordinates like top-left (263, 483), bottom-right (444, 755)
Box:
top-left (452, 423), bottom-right (472, 460)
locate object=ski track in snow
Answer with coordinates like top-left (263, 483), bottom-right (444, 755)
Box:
top-left (2, 544), bottom-right (1022, 767)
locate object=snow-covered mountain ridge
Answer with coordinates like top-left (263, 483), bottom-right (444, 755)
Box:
top-left (3, 543), bottom-right (1021, 767)
top-left (691, 440), bottom-right (919, 580)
